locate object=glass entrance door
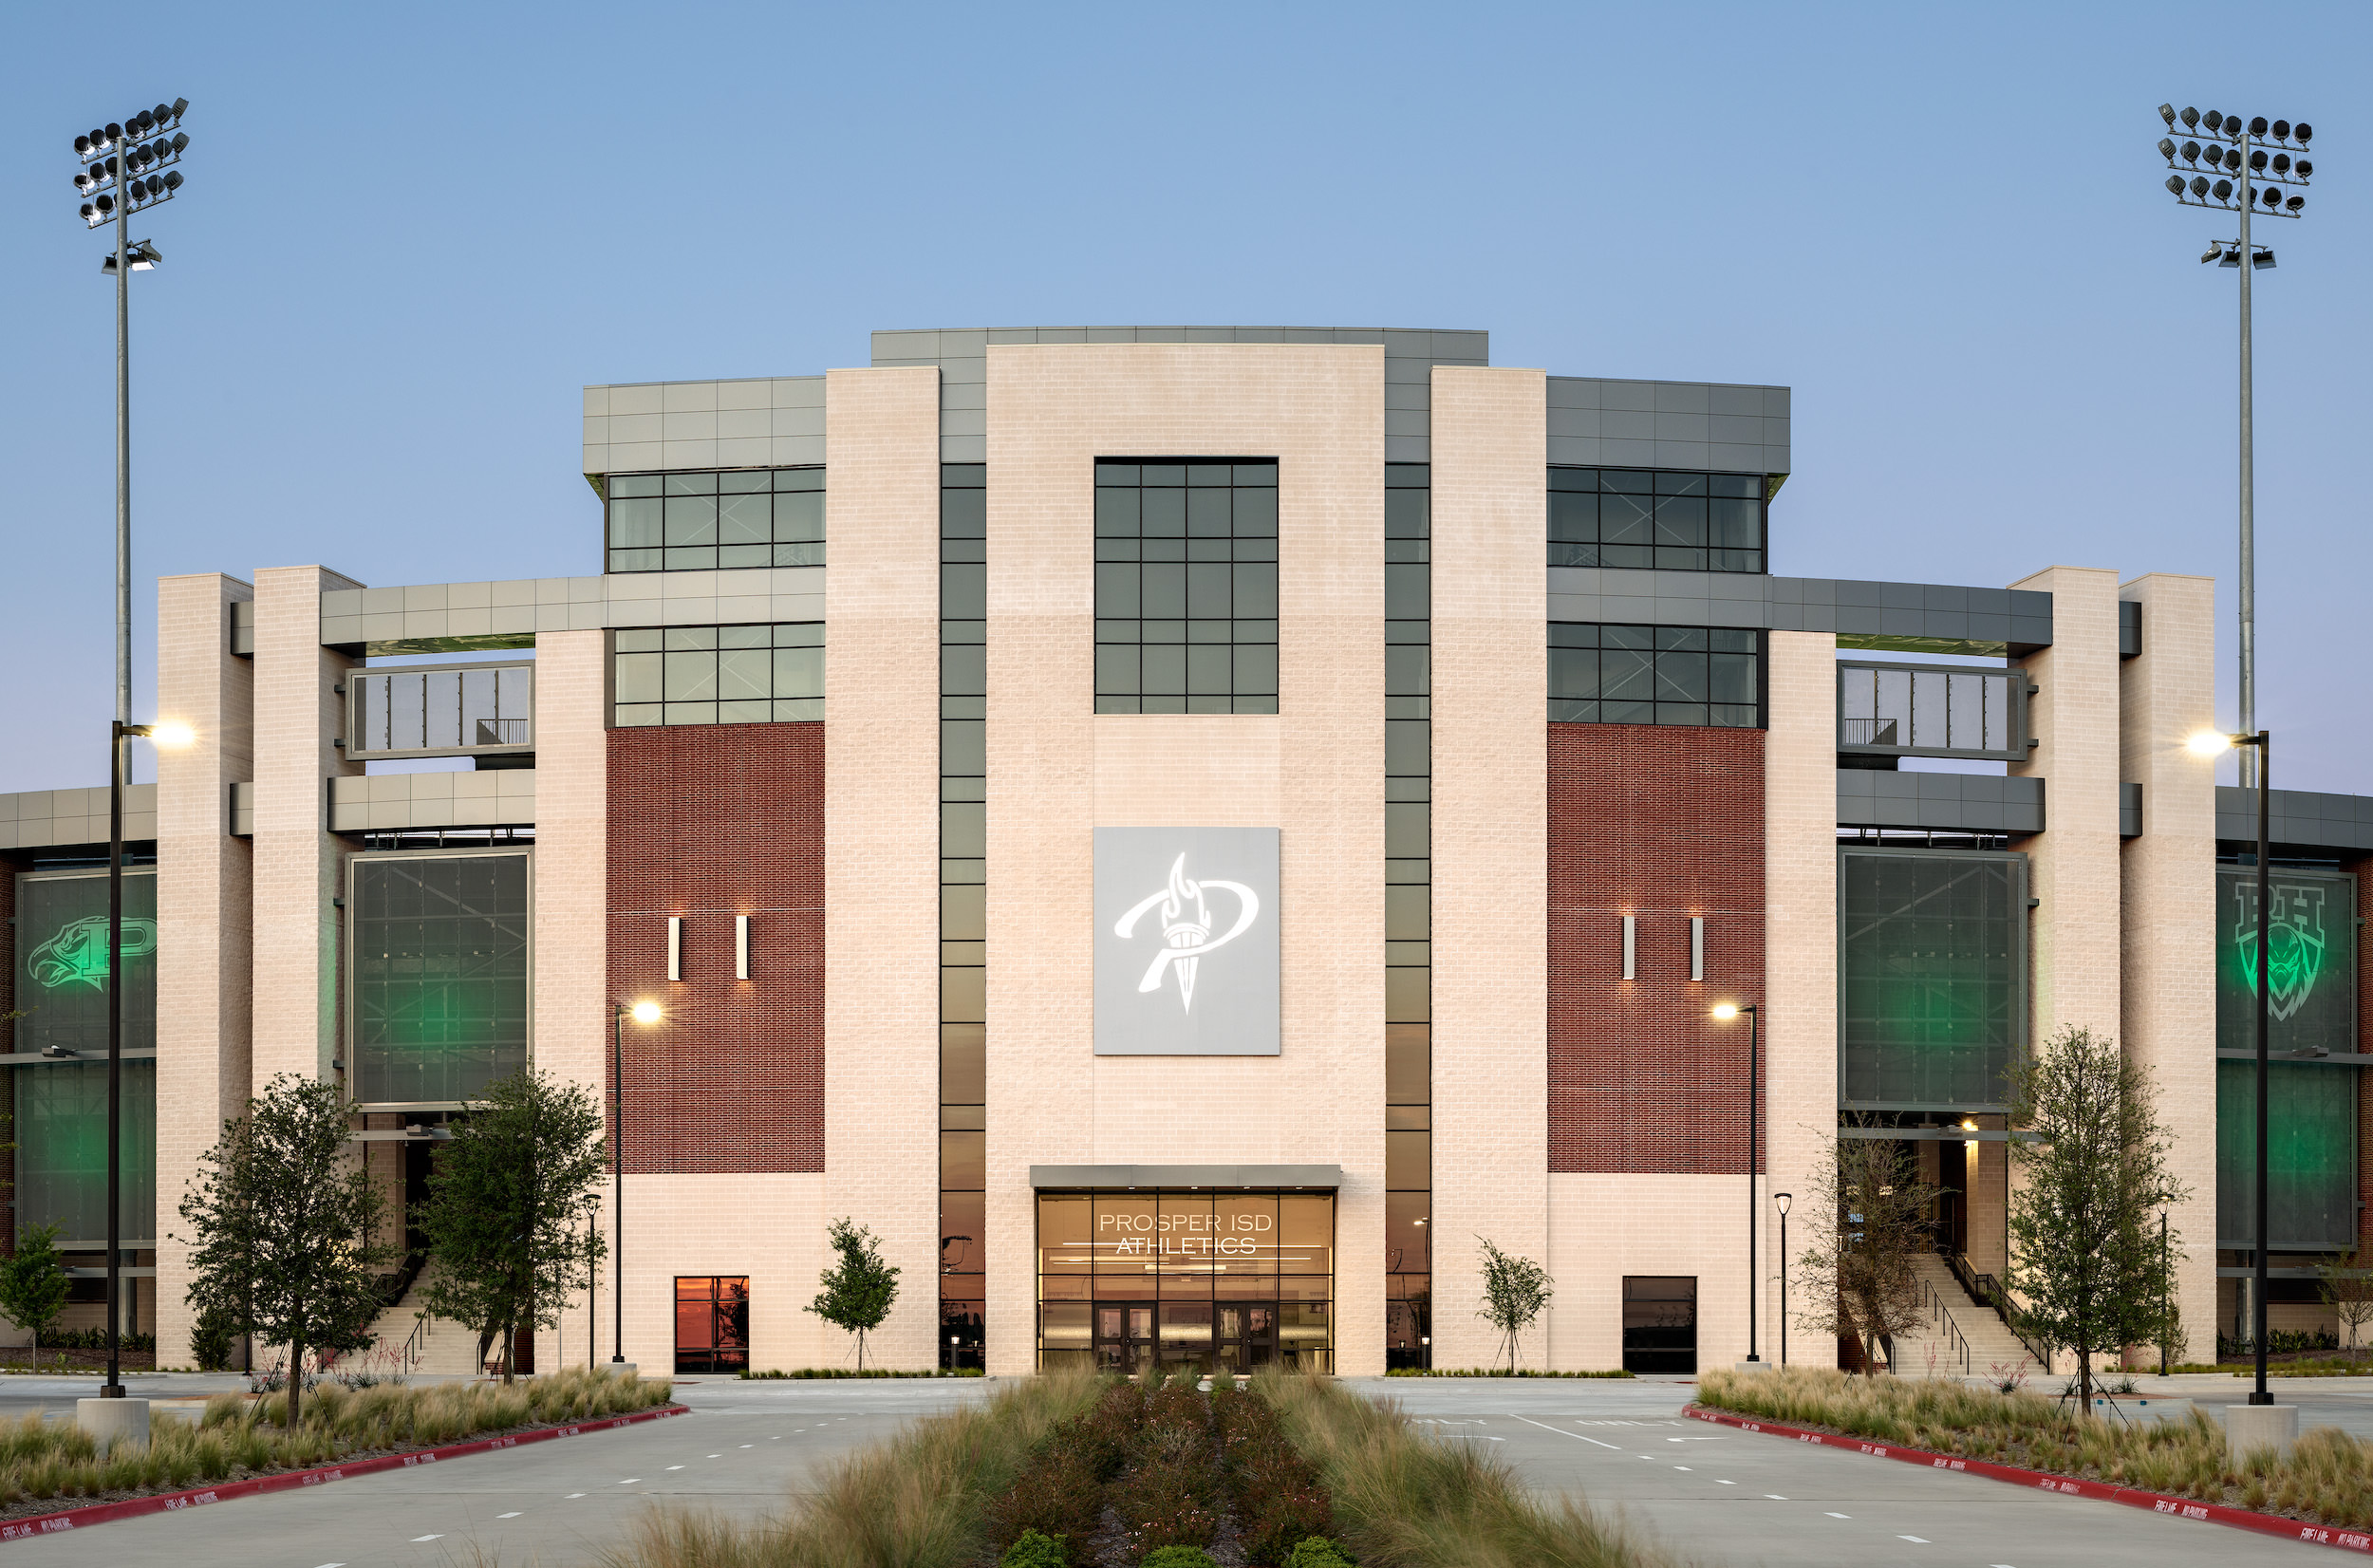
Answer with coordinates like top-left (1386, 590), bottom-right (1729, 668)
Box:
top-left (1215, 1302), bottom-right (1277, 1374)
top-left (1094, 1303), bottom-right (1156, 1377)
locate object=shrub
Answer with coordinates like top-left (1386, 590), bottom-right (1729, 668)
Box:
top-left (190, 1305), bottom-right (236, 1373)
top-left (1286, 1540), bottom-right (1357, 1568)
top-left (1000, 1528), bottom-right (1068, 1568)
top-left (1139, 1549), bottom-right (1219, 1568)
top-left (986, 1446), bottom-right (1104, 1563)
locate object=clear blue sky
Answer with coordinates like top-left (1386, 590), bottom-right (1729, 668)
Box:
top-left (3, 1), bottom-right (2365, 793)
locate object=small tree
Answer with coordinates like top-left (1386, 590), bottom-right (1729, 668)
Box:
top-left (1475, 1237), bottom-right (1553, 1372)
top-left (1792, 1127), bottom-right (1939, 1375)
top-left (0, 1223), bottom-right (70, 1369)
top-left (178, 1073), bottom-right (393, 1426)
top-left (2007, 1026), bottom-right (2190, 1409)
top-left (807, 1218), bottom-right (899, 1370)
top-left (2318, 1253), bottom-right (2373, 1353)
top-left (417, 1068), bottom-right (609, 1382)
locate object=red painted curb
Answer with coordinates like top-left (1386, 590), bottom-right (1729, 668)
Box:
top-left (0, 1402), bottom-right (688, 1542)
top-left (1686, 1403), bottom-right (2373, 1555)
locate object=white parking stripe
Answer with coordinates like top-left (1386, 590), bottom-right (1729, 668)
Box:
top-left (1505, 1413), bottom-right (1622, 1448)
top-left (496, 1511), bottom-right (521, 1518)
top-left (1899, 1536), bottom-right (1931, 1543)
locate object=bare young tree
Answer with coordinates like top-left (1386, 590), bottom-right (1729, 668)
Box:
top-left (1791, 1128), bottom-right (1940, 1375)
top-left (2006, 1026), bottom-right (2189, 1409)
top-left (2318, 1253), bottom-right (2373, 1354)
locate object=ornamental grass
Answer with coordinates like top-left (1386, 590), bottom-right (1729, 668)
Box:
top-left (0, 1364), bottom-right (669, 1515)
top-left (1695, 1364), bottom-right (2373, 1528)
top-left (614, 1368), bottom-right (1100, 1568)
top-left (1256, 1368), bottom-right (1680, 1568)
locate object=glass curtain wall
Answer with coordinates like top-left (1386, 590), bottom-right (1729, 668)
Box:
top-left (1838, 849), bottom-right (2027, 1112)
top-left (940, 462), bottom-right (988, 1368)
top-left (348, 850), bottom-right (532, 1106)
top-left (1037, 1190), bottom-right (1335, 1374)
top-left (1384, 463), bottom-right (1432, 1368)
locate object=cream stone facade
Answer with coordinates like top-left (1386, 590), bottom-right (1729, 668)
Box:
top-left (9, 323), bottom-right (2357, 1382)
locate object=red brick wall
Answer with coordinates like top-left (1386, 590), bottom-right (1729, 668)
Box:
top-left (1548, 723), bottom-right (1766, 1173)
top-left (607, 723), bottom-right (824, 1173)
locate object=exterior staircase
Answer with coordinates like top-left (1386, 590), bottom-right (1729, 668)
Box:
top-left (357, 1267), bottom-right (486, 1378)
top-left (1888, 1254), bottom-right (2042, 1379)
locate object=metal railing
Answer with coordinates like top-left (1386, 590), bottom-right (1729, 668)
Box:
top-left (1919, 1278), bottom-right (1974, 1376)
top-left (1945, 1250), bottom-right (2054, 1371)
top-left (401, 1311), bottom-right (432, 1377)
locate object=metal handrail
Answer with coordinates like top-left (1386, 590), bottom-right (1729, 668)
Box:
top-left (1920, 1279), bottom-right (1973, 1376)
top-left (402, 1310), bottom-right (432, 1376)
top-left (1945, 1250), bottom-right (2054, 1371)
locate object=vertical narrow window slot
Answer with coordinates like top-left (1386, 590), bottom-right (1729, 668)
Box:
top-left (1691, 916), bottom-right (1705, 981)
top-left (667, 916), bottom-right (682, 981)
top-left (736, 915), bottom-right (750, 980)
top-left (1622, 916), bottom-right (1636, 980)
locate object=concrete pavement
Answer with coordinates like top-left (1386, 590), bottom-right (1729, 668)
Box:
top-left (0, 1371), bottom-right (2364, 1564)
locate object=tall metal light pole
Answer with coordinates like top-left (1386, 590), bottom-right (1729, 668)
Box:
top-left (103, 720), bottom-right (189, 1396)
top-left (610, 1001), bottom-right (661, 1367)
top-left (2192, 727), bottom-right (2273, 1405)
top-left (2157, 104), bottom-right (2312, 789)
top-left (1714, 1002), bottom-right (1762, 1363)
top-left (1775, 1192), bottom-right (1792, 1367)
top-left (70, 101), bottom-right (189, 728)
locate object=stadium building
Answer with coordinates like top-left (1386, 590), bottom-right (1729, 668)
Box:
top-left (2, 325), bottom-right (2365, 1377)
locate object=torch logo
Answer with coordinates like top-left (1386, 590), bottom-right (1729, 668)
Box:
top-left (1112, 853), bottom-right (1261, 1014)
top-left (2232, 879), bottom-right (2327, 1023)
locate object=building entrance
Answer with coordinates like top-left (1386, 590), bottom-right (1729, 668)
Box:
top-left (1039, 1187), bottom-right (1334, 1372)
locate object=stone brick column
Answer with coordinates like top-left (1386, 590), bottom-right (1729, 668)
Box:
top-left (153, 572), bottom-right (254, 1367)
top-left (2117, 573), bottom-right (2219, 1360)
top-left (821, 365), bottom-right (943, 1371)
top-left (248, 568), bottom-right (360, 1092)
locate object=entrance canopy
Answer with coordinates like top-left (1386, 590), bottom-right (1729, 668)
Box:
top-left (1029, 1164), bottom-right (1343, 1190)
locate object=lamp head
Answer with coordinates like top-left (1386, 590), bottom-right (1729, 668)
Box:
top-left (148, 721), bottom-right (195, 747)
top-left (2186, 731), bottom-right (2234, 757)
top-left (1710, 1002), bottom-right (1740, 1020)
top-left (1775, 1192), bottom-right (1791, 1214)
top-left (629, 1000), bottom-right (663, 1025)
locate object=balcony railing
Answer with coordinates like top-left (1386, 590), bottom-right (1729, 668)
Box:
top-left (1839, 659), bottom-right (2029, 761)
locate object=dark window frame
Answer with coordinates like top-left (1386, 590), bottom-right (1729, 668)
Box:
top-left (1549, 623), bottom-right (1766, 729)
top-left (605, 467), bottom-right (825, 574)
top-left (1549, 467), bottom-right (1766, 573)
top-left (1093, 457), bottom-right (1280, 715)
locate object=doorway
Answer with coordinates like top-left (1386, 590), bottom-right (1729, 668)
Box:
top-left (1214, 1302), bottom-right (1278, 1373)
top-left (1094, 1303), bottom-right (1156, 1377)
top-left (1621, 1276), bottom-right (1697, 1374)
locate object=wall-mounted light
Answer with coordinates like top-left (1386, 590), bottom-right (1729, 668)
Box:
top-left (1621, 915), bottom-right (1635, 980)
top-left (1691, 916), bottom-right (1705, 982)
top-left (737, 914), bottom-right (750, 980)
top-left (666, 916), bottom-right (682, 980)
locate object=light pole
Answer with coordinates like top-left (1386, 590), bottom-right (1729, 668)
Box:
top-left (69, 101), bottom-right (189, 728)
top-left (103, 719), bottom-right (190, 1396)
top-left (2156, 104), bottom-right (2312, 790)
top-left (1713, 1002), bottom-right (1762, 1364)
top-left (1775, 1192), bottom-right (1792, 1367)
top-left (609, 1001), bottom-right (661, 1366)
top-left (2159, 1209), bottom-right (2172, 1378)
top-left (2191, 727), bottom-right (2273, 1404)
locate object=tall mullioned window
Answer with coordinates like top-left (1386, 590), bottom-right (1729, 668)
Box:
top-left (605, 468), bottom-right (824, 573)
top-left (611, 623), bottom-right (823, 727)
top-left (1093, 460), bottom-right (1279, 713)
top-left (940, 462), bottom-right (987, 1370)
top-left (1383, 463), bottom-right (1431, 1371)
top-left (1548, 468), bottom-right (1765, 572)
top-left (348, 850), bottom-right (531, 1107)
top-left (1549, 624), bottom-right (1763, 727)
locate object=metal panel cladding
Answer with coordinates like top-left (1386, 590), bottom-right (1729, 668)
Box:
top-left (1838, 848), bottom-right (2027, 1111)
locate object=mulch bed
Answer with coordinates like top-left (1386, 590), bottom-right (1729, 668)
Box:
top-left (0, 1350), bottom-right (157, 1373)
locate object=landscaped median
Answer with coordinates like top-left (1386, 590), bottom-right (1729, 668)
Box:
top-left (0, 1365), bottom-right (674, 1537)
top-left (1693, 1365), bottom-right (2373, 1546)
top-left (619, 1367), bottom-right (1677, 1568)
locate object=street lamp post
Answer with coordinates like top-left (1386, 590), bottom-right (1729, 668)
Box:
top-left (609, 1001), bottom-right (661, 1367)
top-left (1713, 1002), bottom-right (1762, 1364)
top-left (2192, 727), bottom-right (2273, 1405)
top-left (1775, 1192), bottom-right (1792, 1367)
top-left (2156, 104), bottom-right (2313, 790)
top-left (103, 719), bottom-right (189, 1396)
top-left (68, 101), bottom-right (190, 729)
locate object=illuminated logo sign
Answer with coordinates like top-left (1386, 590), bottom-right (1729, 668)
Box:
top-left (1093, 827), bottom-right (1280, 1056)
top-left (1112, 853), bottom-right (1261, 1014)
top-left (27, 916), bottom-right (159, 992)
top-left (2232, 879), bottom-right (2327, 1023)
